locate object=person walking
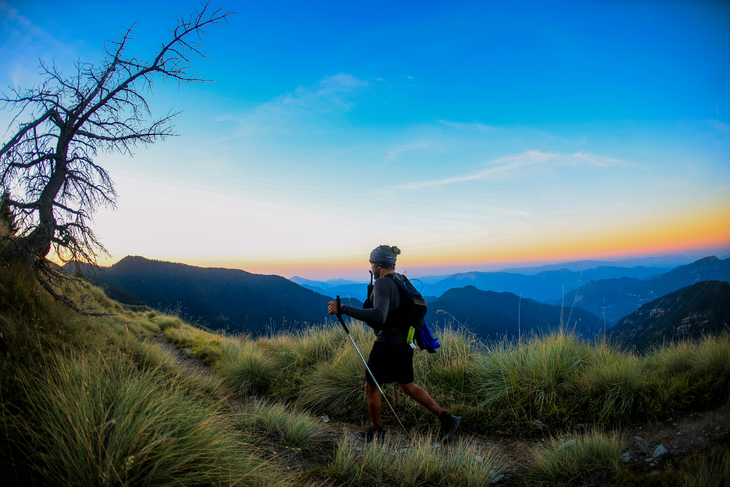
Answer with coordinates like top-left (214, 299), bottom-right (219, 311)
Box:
top-left (328, 245), bottom-right (461, 442)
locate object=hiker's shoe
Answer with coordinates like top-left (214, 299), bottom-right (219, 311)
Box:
top-left (438, 412), bottom-right (461, 442)
top-left (355, 426), bottom-right (386, 443)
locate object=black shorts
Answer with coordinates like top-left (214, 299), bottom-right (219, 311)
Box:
top-left (365, 341), bottom-right (414, 386)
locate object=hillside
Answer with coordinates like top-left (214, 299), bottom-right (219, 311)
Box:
top-left (425, 285), bottom-right (607, 340)
top-left (608, 280), bottom-right (730, 351)
top-left (560, 256), bottom-right (730, 324)
top-left (2, 255), bottom-right (730, 486)
top-left (70, 256), bottom-right (342, 334)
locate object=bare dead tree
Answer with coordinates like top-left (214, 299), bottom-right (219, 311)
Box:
top-left (0, 2), bottom-right (233, 307)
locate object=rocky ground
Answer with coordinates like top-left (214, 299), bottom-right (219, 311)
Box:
top-left (156, 333), bottom-right (730, 486)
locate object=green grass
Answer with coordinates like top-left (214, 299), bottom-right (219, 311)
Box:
top-left (326, 433), bottom-right (503, 487)
top-left (200, 320), bottom-right (730, 436)
top-left (235, 398), bottom-right (328, 452)
top-left (414, 325), bottom-right (482, 405)
top-left (0, 253), bottom-right (293, 486)
top-left (579, 345), bottom-right (648, 423)
top-left (5, 351), bottom-right (290, 486)
top-left (470, 330), bottom-right (592, 431)
top-left (678, 445), bottom-right (730, 487)
top-left (163, 323), bottom-right (225, 363)
top-left (697, 333), bottom-right (730, 401)
top-left (526, 430), bottom-right (624, 486)
top-left (296, 322), bottom-right (372, 415)
top-left (215, 339), bottom-right (287, 395)
top-left (464, 331), bottom-right (730, 433)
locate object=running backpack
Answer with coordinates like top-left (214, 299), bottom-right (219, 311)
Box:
top-left (384, 273), bottom-right (427, 330)
top-left (384, 273), bottom-right (441, 353)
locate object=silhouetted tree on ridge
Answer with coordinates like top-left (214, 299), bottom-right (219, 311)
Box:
top-left (0, 2), bottom-right (233, 309)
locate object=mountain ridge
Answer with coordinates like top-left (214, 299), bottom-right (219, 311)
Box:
top-left (69, 256), bottom-right (340, 335)
top-left (559, 256), bottom-right (730, 324)
top-left (425, 285), bottom-right (607, 341)
top-left (607, 280), bottom-right (730, 351)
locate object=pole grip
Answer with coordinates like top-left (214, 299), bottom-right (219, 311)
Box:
top-left (336, 295), bottom-right (350, 334)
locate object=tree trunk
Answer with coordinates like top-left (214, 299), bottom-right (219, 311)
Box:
top-left (25, 149), bottom-right (68, 259)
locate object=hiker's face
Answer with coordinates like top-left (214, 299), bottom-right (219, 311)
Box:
top-left (370, 263), bottom-right (382, 278)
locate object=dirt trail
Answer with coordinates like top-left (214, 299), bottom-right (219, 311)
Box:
top-left (154, 333), bottom-right (730, 484)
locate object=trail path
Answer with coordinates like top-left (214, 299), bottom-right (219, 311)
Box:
top-left (154, 333), bottom-right (730, 485)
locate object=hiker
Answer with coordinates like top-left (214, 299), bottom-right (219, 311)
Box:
top-left (327, 245), bottom-right (461, 442)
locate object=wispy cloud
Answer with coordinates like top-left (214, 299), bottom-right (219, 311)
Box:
top-left (395, 150), bottom-right (554, 189)
top-left (384, 142), bottom-right (432, 161)
top-left (280, 73), bottom-right (369, 111)
top-left (237, 73), bottom-right (369, 132)
top-left (562, 152), bottom-right (628, 167)
top-left (395, 149), bottom-right (627, 190)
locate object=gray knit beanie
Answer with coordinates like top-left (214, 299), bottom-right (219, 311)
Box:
top-left (369, 245), bottom-right (401, 269)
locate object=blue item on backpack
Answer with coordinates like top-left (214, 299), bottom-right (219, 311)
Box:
top-left (415, 323), bottom-right (441, 353)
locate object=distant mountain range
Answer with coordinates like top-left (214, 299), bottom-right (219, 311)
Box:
top-left (420, 265), bottom-right (671, 303)
top-left (68, 256), bottom-right (362, 335)
top-left (69, 254), bottom-right (729, 345)
top-left (290, 276), bottom-right (369, 303)
top-left (424, 286), bottom-right (607, 340)
top-left (498, 252), bottom-right (729, 274)
top-left (292, 265), bottom-right (672, 302)
top-left (296, 257), bottom-right (729, 327)
top-left (558, 257), bottom-right (730, 324)
top-left (608, 280), bottom-right (730, 351)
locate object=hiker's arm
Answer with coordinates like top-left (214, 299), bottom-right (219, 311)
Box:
top-left (328, 279), bottom-right (391, 327)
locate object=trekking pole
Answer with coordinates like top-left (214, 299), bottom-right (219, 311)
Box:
top-left (336, 295), bottom-right (410, 440)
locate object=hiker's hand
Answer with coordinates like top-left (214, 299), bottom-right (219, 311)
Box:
top-left (328, 301), bottom-right (340, 315)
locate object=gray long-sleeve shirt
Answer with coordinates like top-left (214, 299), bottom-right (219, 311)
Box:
top-left (339, 274), bottom-right (407, 345)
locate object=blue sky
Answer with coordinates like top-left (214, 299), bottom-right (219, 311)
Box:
top-left (1, 0), bottom-right (729, 279)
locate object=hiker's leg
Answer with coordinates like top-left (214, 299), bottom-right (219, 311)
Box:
top-left (399, 382), bottom-right (443, 417)
top-left (365, 381), bottom-right (383, 428)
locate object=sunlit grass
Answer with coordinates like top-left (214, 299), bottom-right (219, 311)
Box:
top-left (163, 324), bottom-right (225, 363)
